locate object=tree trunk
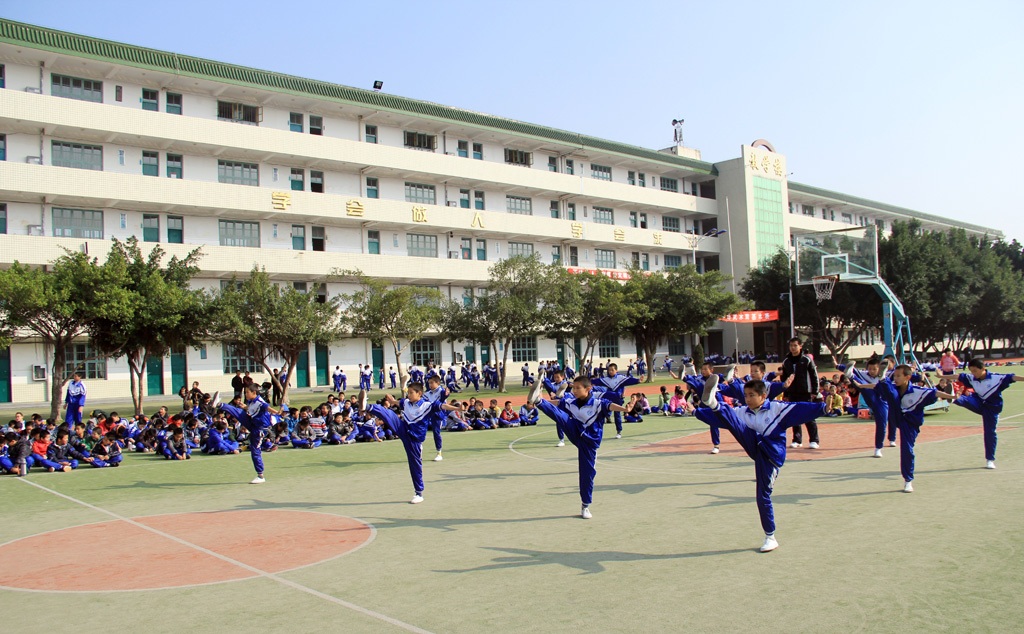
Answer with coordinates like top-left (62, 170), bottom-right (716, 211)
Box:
top-left (278, 351), bottom-right (298, 404)
top-left (49, 342), bottom-right (68, 421)
top-left (644, 345), bottom-right (656, 384)
top-left (128, 354), bottom-right (144, 416)
top-left (498, 338), bottom-right (511, 392)
top-left (390, 337), bottom-right (407, 391)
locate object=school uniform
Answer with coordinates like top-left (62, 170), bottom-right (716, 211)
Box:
top-left (952, 371), bottom-right (1016, 461)
top-left (694, 400), bottom-right (827, 535)
top-left (535, 392), bottom-right (615, 507)
top-left (872, 380), bottom-right (939, 483)
top-left (219, 396), bottom-right (273, 475)
top-left (850, 368), bottom-right (896, 449)
top-left (91, 441), bottom-right (124, 466)
top-left (64, 379), bottom-right (87, 426)
top-left (378, 369), bottom-right (385, 389)
top-left (389, 370), bottom-right (397, 389)
top-left (519, 404), bottom-right (539, 425)
top-left (366, 399), bottom-right (447, 496)
top-left (423, 385), bottom-right (449, 453)
top-left (591, 372), bottom-right (640, 434)
top-left (332, 369), bottom-right (342, 392)
top-left (291, 426), bottom-right (321, 449)
top-left (163, 436), bottom-right (192, 459)
top-left (499, 408), bottom-right (521, 427)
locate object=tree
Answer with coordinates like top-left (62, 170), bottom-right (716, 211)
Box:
top-left (210, 268), bottom-right (346, 403)
top-left (337, 272), bottom-right (443, 388)
top-left (547, 269), bottom-right (630, 368)
top-left (86, 238), bottom-right (207, 415)
top-left (0, 251), bottom-right (129, 419)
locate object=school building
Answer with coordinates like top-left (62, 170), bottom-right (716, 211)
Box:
top-left (0, 19), bottom-right (1002, 405)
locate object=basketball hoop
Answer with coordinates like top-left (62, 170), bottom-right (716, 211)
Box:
top-left (812, 275), bottom-right (839, 304)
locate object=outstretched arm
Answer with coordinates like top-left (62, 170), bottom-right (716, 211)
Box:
top-left (608, 394), bottom-right (640, 413)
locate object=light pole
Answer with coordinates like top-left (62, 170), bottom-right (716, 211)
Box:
top-left (688, 227), bottom-right (726, 358)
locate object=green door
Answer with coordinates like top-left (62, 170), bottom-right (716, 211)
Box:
top-left (371, 341), bottom-right (384, 372)
top-left (170, 348), bottom-right (187, 396)
top-left (556, 338), bottom-right (566, 369)
top-left (573, 338), bottom-right (583, 372)
top-left (463, 345), bottom-right (476, 364)
top-left (296, 348), bottom-right (310, 388)
top-left (315, 344), bottom-right (329, 386)
top-left (0, 348), bottom-right (10, 403)
top-left (480, 345), bottom-right (490, 366)
top-left (146, 356), bottom-right (164, 396)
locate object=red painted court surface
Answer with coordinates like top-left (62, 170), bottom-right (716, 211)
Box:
top-left (0, 510), bottom-right (372, 592)
top-left (633, 422), bottom-right (1011, 460)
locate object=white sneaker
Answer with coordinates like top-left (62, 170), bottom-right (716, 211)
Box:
top-left (526, 377), bottom-right (545, 404)
top-left (986, 460), bottom-right (996, 469)
top-left (843, 361), bottom-right (857, 381)
top-left (723, 364), bottom-right (737, 383)
top-left (702, 374), bottom-right (719, 409)
top-left (556, 440), bottom-right (565, 447)
top-left (411, 494), bottom-right (424, 504)
top-left (211, 391), bottom-right (222, 408)
top-left (760, 535), bottom-right (779, 552)
top-left (809, 442), bottom-right (819, 449)
top-left (889, 440), bottom-right (897, 447)
top-left (581, 506), bottom-right (592, 519)
top-left (615, 433), bottom-right (622, 439)
top-left (790, 442), bottom-right (801, 448)
top-left (250, 475), bottom-right (265, 484)
top-left (433, 453), bottom-right (443, 462)
top-left (711, 446), bottom-right (720, 454)
top-left (357, 389), bottom-right (368, 414)
top-left (903, 481), bottom-right (913, 493)
top-left (873, 448), bottom-right (883, 458)
top-left (554, 383), bottom-right (568, 399)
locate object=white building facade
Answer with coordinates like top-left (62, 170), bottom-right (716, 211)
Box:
top-left (0, 20), bottom-right (1001, 405)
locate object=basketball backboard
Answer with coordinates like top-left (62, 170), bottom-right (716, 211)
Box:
top-left (794, 225), bottom-right (878, 285)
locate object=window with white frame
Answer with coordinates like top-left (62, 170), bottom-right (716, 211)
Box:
top-left (506, 195), bottom-right (533, 215)
top-left (595, 249), bottom-right (616, 269)
top-left (593, 207), bottom-right (614, 225)
top-left (411, 338), bottom-right (439, 367)
top-left (598, 334), bottom-right (620, 358)
top-left (223, 343), bottom-right (261, 374)
top-left (64, 343), bottom-right (106, 379)
top-left (404, 131), bottom-right (437, 150)
top-left (591, 164), bottom-right (612, 180)
top-left (407, 233), bottom-right (438, 258)
top-left (51, 73), bottom-right (102, 102)
top-left (664, 254), bottom-right (682, 268)
top-left (51, 141), bottom-right (103, 171)
top-left (510, 335), bottom-right (538, 363)
top-left (218, 160), bottom-right (259, 186)
top-left (508, 242), bottom-right (534, 257)
top-left (662, 216), bottom-right (680, 233)
top-left (405, 182), bottom-right (436, 204)
top-left (660, 177), bottom-right (679, 192)
top-left (504, 148), bottom-right (533, 166)
top-left (218, 220), bottom-right (260, 247)
top-left (52, 208), bottom-right (103, 239)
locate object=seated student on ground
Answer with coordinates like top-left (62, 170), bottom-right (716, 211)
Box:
top-left (30, 427), bottom-right (67, 472)
top-left (267, 421), bottom-right (290, 448)
top-left (651, 385), bottom-right (670, 414)
top-left (204, 420), bottom-right (240, 455)
top-left (519, 401), bottom-right (539, 426)
top-left (825, 384), bottom-right (844, 416)
top-left (291, 419), bottom-right (321, 449)
top-left (467, 400), bottom-right (495, 430)
top-left (669, 388), bottom-right (689, 416)
top-left (135, 426), bottom-right (157, 453)
top-left (325, 413), bottom-right (355, 445)
top-left (91, 432), bottom-right (124, 466)
top-left (499, 401), bottom-right (521, 427)
top-left (445, 400), bottom-right (473, 432)
top-left (1, 432), bottom-right (20, 474)
top-left (625, 393), bottom-right (649, 422)
top-left (487, 399), bottom-right (501, 421)
top-left (46, 430), bottom-right (83, 471)
top-left (356, 416), bottom-right (385, 442)
top-left (184, 416), bottom-right (203, 449)
top-left (163, 427), bottom-right (192, 460)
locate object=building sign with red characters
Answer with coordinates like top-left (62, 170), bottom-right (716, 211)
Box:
top-left (566, 267), bottom-right (633, 280)
top-left (721, 310), bottom-right (779, 323)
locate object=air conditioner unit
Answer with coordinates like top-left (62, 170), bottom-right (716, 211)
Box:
top-left (448, 251), bottom-right (460, 259)
top-left (27, 225), bottom-right (43, 236)
top-left (32, 365), bottom-right (47, 381)
top-left (24, 87), bottom-right (42, 94)
top-left (447, 201), bottom-right (458, 207)
top-left (26, 156), bottom-right (42, 165)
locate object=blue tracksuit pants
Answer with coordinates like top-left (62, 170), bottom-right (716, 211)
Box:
top-left (367, 404), bottom-right (424, 494)
top-left (220, 403), bottom-right (270, 475)
top-left (536, 399), bottom-right (600, 506)
top-left (953, 393), bottom-right (998, 461)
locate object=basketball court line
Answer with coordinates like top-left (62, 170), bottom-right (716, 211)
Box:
top-left (12, 477), bottom-right (435, 634)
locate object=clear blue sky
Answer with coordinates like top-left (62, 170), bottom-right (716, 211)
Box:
top-left (5, 0), bottom-right (1023, 241)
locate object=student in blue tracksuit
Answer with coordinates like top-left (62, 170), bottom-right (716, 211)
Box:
top-left (519, 401), bottom-right (539, 425)
top-left (591, 363), bottom-right (640, 439)
top-left (359, 386), bottom-right (463, 504)
top-left (852, 365), bottom-right (956, 492)
top-left (215, 385), bottom-right (273, 484)
top-left (844, 355), bottom-right (896, 457)
top-left (332, 366), bottom-right (343, 392)
top-left (469, 364), bottom-right (480, 391)
top-left (718, 361), bottom-right (790, 403)
top-left (389, 367), bottom-right (397, 389)
top-left (424, 375), bottom-right (449, 462)
top-left (693, 376), bottom-right (829, 552)
top-left (527, 376), bottom-right (638, 519)
top-left (378, 368), bottom-right (385, 390)
top-left (945, 358), bottom-right (1022, 469)
top-left (445, 372), bottom-right (462, 394)
top-left (671, 362), bottom-right (733, 453)
top-left (64, 372), bottom-right (87, 426)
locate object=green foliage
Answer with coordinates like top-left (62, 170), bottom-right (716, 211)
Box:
top-left (692, 343), bottom-right (705, 369)
top-left (548, 270), bottom-right (630, 368)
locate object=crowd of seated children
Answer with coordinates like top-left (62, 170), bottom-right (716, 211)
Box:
top-left (498, 401), bottom-right (521, 427)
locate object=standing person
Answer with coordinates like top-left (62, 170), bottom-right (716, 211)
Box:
top-left (64, 371), bottom-right (87, 427)
top-left (526, 376), bottom-right (638, 519)
top-left (944, 358), bottom-right (1023, 469)
top-left (213, 385), bottom-right (273, 484)
top-left (938, 349), bottom-right (960, 376)
top-left (271, 368), bottom-right (283, 406)
top-left (332, 366), bottom-right (343, 392)
top-left (358, 387), bottom-right (463, 504)
top-left (423, 375), bottom-right (448, 462)
top-left (231, 371), bottom-right (244, 400)
top-left (592, 363), bottom-right (640, 439)
top-left (851, 365), bottom-right (956, 492)
top-left (670, 361), bottom-right (737, 453)
top-left (521, 363), bottom-right (531, 387)
top-left (780, 338), bottom-right (820, 449)
top-left (692, 376), bottom-right (829, 552)
top-left (844, 355), bottom-right (896, 457)
top-left (378, 367), bottom-right (386, 390)
top-left (389, 366), bottom-right (397, 389)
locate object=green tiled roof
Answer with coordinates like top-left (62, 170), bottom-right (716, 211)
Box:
top-left (0, 19), bottom-right (716, 176)
top-left (787, 182), bottom-right (1001, 236)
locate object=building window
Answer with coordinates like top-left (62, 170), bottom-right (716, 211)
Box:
top-left (404, 131), bottom-right (437, 151)
top-left (474, 190), bottom-right (485, 210)
top-left (463, 289), bottom-right (474, 307)
top-left (218, 161), bottom-right (259, 186)
top-left (510, 335), bottom-right (538, 363)
top-left (166, 153), bottom-right (183, 179)
top-left (368, 230), bottom-right (380, 254)
top-left (664, 254), bottom-right (681, 268)
top-left (632, 252), bottom-right (650, 271)
top-left (565, 159), bottom-right (574, 175)
top-left (290, 168), bottom-right (305, 191)
top-left (52, 141), bottom-right (103, 171)
top-left (875, 219), bottom-right (886, 231)
top-left (841, 212), bottom-right (853, 224)
top-left (660, 177), bottom-right (679, 192)
top-left (293, 282), bottom-right (307, 294)
top-left (291, 225), bottom-right (305, 250)
top-left (366, 177), bottom-right (379, 199)
top-left (115, 86), bottom-right (122, 102)
top-left (461, 237), bottom-right (472, 259)
top-left (550, 201), bottom-right (560, 219)
top-left (599, 334), bottom-right (620, 358)
top-left (639, 213), bottom-right (648, 229)
top-left (472, 142), bottom-right (483, 160)
top-left (629, 211), bottom-right (638, 228)
top-left (593, 207), bottom-right (614, 225)
top-left (216, 100), bottom-right (261, 125)
top-left (219, 220), bottom-right (260, 247)
top-left (476, 238), bottom-right (487, 261)
top-left (504, 149), bottom-right (532, 167)
top-left (0, 134), bottom-right (5, 161)
top-left (142, 151), bottom-right (159, 177)
top-left (65, 343), bottom-right (106, 379)
top-left (0, 65), bottom-right (4, 88)
top-left (312, 226), bottom-right (325, 252)
top-left (51, 73), bottom-right (102, 102)
top-left (142, 214), bottom-right (159, 243)
top-left (508, 241), bottom-right (534, 257)
top-left (638, 172), bottom-right (646, 187)
top-left (752, 176), bottom-right (785, 264)
top-left (628, 171), bottom-right (636, 186)
top-left (552, 245), bottom-right (561, 264)
top-left (569, 246), bottom-right (579, 266)
top-left (167, 216), bottom-right (183, 244)
top-left (407, 233), bottom-right (438, 258)
top-left (223, 343), bottom-right (260, 374)
top-left (365, 125), bottom-right (377, 143)
top-left (0, 203), bottom-right (5, 234)
top-left (405, 182), bottom-right (436, 204)
top-left (141, 88), bottom-right (158, 111)
top-left (457, 140), bottom-right (468, 158)
top-left (591, 164), bottom-right (612, 181)
top-left (669, 340), bottom-right (686, 356)
top-left (595, 249), bottom-right (616, 269)
top-left (289, 112), bottom-right (303, 133)
top-left (308, 170), bottom-right (323, 193)
top-left (309, 115), bottom-right (323, 135)
top-left (506, 195), bottom-right (533, 215)
top-left (802, 204), bottom-right (815, 216)
top-left (567, 203), bottom-right (576, 221)
top-left (548, 156), bottom-right (558, 172)
top-left (166, 92), bottom-right (182, 115)
top-left (52, 208), bottom-right (103, 239)
top-left (411, 338), bottom-right (438, 367)
top-left (460, 189), bottom-right (471, 209)
top-left (662, 216), bottom-right (680, 233)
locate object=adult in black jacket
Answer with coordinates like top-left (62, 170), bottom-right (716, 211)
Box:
top-left (780, 337), bottom-right (820, 448)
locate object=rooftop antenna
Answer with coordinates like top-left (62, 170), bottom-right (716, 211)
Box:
top-left (672, 118), bottom-right (684, 145)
